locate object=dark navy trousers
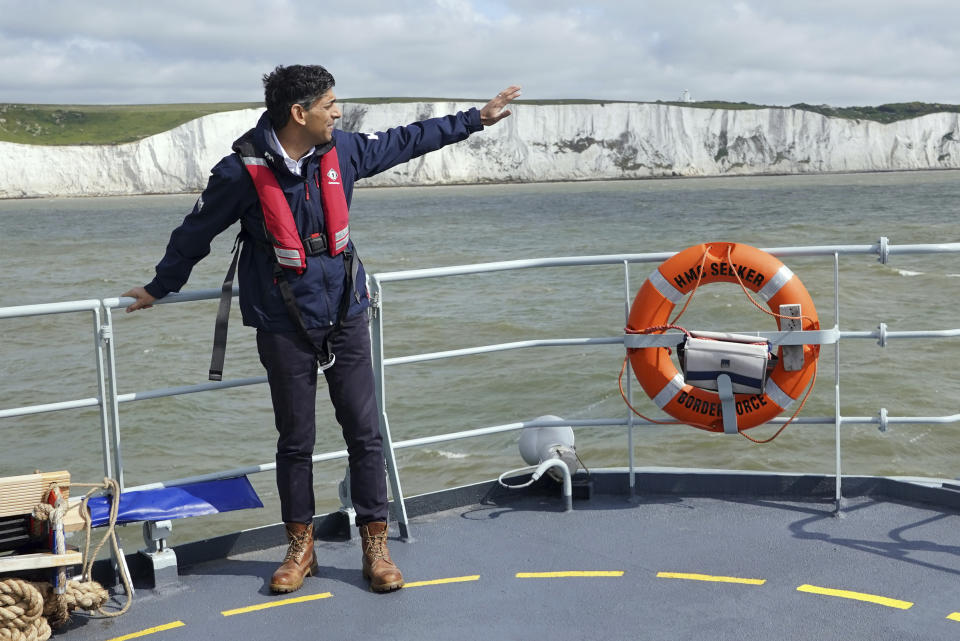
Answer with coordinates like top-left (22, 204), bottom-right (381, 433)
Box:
top-left (256, 311), bottom-right (388, 526)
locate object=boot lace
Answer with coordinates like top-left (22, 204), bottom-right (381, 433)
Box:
top-left (284, 528), bottom-right (310, 563)
top-left (363, 532), bottom-right (388, 563)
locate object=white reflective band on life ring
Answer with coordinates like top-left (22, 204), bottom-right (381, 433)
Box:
top-left (764, 378), bottom-right (795, 410)
top-left (648, 268), bottom-right (685, 304)
top-left (653, 373), bottom-right (685, 409)
top-left (757, 265), bottom-right (794, 302)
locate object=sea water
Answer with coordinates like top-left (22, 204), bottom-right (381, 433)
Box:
top-left (1, 170), bottom-right (959, 544)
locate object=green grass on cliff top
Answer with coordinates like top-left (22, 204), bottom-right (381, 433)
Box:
top-left (1, 99), bottom-right (958, 146)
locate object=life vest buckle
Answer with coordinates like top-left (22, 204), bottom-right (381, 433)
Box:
top-left (304, 233), bottom-right (328, 256)
top-left (318, 353), bottom-right (336, 372)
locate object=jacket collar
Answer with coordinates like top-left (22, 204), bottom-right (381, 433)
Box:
top-left (244, 111), bottom-right (335, 177)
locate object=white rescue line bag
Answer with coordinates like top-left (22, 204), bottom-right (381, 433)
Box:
top-left (679, 331), bottom-right (772, 395)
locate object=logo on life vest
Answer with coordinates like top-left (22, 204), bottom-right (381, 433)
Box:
top-left (326, 168), bottom-right (339, 182)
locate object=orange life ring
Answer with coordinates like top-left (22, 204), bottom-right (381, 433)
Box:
top-left (626, 242), bottom-right (819, 432)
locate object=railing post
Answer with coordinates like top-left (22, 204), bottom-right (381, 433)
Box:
top-left (101, 305), bottom-right (125, 490)
top-left (369, 278), bottom-right (411, 540)
top-left (833, 252), bottom-right (843, 514)
top-left (98, 301), bottom-right (130, 590)
top-left (623, 260), bottom-right (635, 501)
top-left (91, 306), bottom-right (114, 480)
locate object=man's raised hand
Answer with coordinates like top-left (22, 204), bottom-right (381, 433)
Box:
top-left (480, 85), bottom-right (522, 126)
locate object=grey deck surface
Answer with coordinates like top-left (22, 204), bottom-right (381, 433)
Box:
top-left (54, 473), bottom-right (960, 641)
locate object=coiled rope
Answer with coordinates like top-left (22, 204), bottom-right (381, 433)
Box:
top-left (0, 579), bottom-right (50, 641)
top-left (0, 478), bottom-right (130, 641)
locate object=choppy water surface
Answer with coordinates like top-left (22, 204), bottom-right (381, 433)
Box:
top-left (1, 170), bottom-right (959, 544)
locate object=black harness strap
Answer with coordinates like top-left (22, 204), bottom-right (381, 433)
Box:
top-left (322, 248), bottom-right (360, 363)
top-left (209, 235), bottom-right (242, 381)
top-left (271, 248), bottom-right (359, 371)
top-left (208, 240), bottom-right (361, 381)
top-left (273, 262), bottom-right (336, 369)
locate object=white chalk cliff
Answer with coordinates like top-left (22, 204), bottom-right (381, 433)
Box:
top-left (2, 102), bottom-right (959, 198)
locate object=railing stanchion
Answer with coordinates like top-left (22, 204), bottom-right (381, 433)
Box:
top-left (623, 260), bottom-right (635, 500)
top-left (833, 252), bottom-right (843, 514)
top-left (101, 306), bottom-right (125, 490)
top-left (92, 306), bottom-right (114, 480)
top-left (369, 278), bottom-right (411, 540)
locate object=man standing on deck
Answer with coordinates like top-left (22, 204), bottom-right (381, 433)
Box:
top-left (122, 65), bottom-right (520, 593)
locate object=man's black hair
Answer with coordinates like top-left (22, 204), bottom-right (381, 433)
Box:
top-left (262, 64), bottom-right (336, 129)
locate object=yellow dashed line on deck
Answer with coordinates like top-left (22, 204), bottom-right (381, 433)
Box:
top-left (404, 575), bottom-right (481, 587)
top-left (516, 571), bottom-right (624, 578)
top-left (99, 569), bottom-right (933, 637)
top-left (103, 621), bottom-right (186, 641)
top-left (657, 572), bottom-right (766, 585)
top-left (797, 584), bottom-right (913, 610)
top-left (947, 612), bottom-right (960, 622)
top-left (221, 592), bottom-right (333, 617)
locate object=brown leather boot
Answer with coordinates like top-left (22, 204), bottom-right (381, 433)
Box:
top-left (270, 522), bottom-right (318, 593)
top-left (359, 521), bottom-right (404, 592)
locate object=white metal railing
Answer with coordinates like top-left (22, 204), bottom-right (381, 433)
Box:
top-left (2, 238), bottom-right (958, 541)
top-left (368, 239), bottom-right (960, 531)
top-left (0, 299), bottom-right (114, 480)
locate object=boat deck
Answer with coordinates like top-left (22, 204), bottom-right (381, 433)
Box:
top-left (51, 470), bottom-right (960, 640)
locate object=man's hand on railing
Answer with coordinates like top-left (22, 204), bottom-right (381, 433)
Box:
top-left (121, 286), bottom-right (156, 313)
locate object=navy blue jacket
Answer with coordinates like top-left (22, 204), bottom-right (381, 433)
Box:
top-left (145, 108), bottom-right (484, 332)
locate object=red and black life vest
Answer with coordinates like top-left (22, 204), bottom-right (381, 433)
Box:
top-left (236, 139), bottom-right (350, 270)
top-left (209, 135), bottom-right (359, 380)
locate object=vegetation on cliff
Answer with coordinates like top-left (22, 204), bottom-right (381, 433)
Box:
top-left (657, 100), bottom-right (960, 124)
top-left (1, 99), bottom-right (958, 146)
top-left (0, 102), bottom-right (260, 145)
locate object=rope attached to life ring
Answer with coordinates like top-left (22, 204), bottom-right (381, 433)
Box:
top-left (621, 245), bottom-right (819, 441)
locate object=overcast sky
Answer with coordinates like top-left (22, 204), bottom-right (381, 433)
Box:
top-left (1, 0), bottom-right (958, 107)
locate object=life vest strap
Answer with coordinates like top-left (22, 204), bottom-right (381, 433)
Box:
top-left (303, 233), bottom-right (328, 255)
top-left (251, 232), bottom-right (328, 258)
top-left (209, 235), bottom-right (242, 381)
top-left (208, 241), bottom-right (361, 380)
top-left (271, 249), bottom-right (359, 371)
